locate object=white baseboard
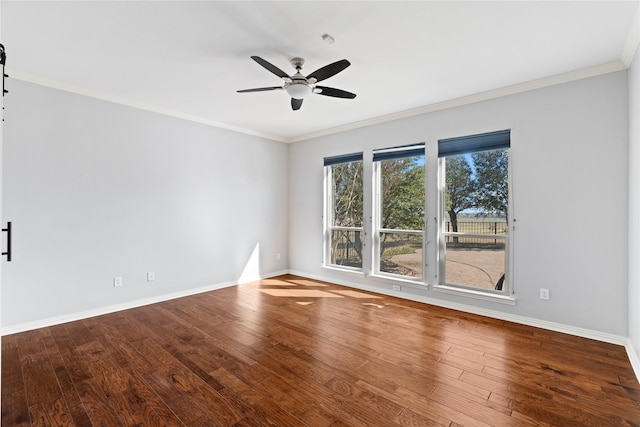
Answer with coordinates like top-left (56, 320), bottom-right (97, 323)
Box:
top-left (626, 340), bottom-right (640, 381)
top-left (237, 269), bottom-right (289, 284)
top-left (289, 269), bottom-right (629, 347)
top-left (0, 270), bottom-right (288, 336)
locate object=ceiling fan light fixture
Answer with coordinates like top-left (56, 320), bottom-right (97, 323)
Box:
top-left (286, 82), bottom-right (312, 99)
top-left (238, 56), bottom-right (355, 110)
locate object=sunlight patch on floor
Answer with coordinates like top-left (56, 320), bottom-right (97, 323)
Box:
top-left (362, 303), bottom-right (385, 308)
top-left (256, 279), bottom-right (299, 286)
top-left (260, 289), bottom-right (344, 298)
top-left (331, 290), bottom-right (382, 299)
top-left (285, 279), bottom-right (330, 287)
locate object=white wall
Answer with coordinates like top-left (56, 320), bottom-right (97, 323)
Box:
top-left (290, 71), bottom-right (629, 337)
top-left (629, 49), bottom-right (640, 358)
top-left (2, 80), bottom-right (289, 329)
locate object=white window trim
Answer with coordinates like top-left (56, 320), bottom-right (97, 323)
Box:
top-left (433, 284), bottom-right (516, 305)
top-left (367, 272), bottom-right (427, 289)
top-left (371, 158), bottom-right (426, 281)
top-left (323, 162), bottom-right (364, 272)
top-left (324, 139), bottom-right (516, 305)
top-left (322, 264), bottom-right (366, 277)
top-left (436, 151), bottom-right (513, 297)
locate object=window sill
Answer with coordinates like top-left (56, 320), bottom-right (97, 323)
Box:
top-left (321, 265), bottom-right (366, 277)
top-left (433, 284), bottom-right (516, 305)
top-left (367, 273), bottom-right (427, 290)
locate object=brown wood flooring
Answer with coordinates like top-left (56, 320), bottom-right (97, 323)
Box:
top-left (2, 274), bottom-right (640, 426)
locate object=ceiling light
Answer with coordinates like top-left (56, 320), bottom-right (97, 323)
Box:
top-left (286, 83), bottom-right (312, 99)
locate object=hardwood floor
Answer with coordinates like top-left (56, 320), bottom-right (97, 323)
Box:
top-left (2, 274), bottom-right (640, 426)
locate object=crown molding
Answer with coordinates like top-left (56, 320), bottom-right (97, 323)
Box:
top-left (6, 69), bottom-right (290, 143)
top-left (289, 61), bottom-right (629, 143)
top-left (8, 60), bottom-right (629, 145)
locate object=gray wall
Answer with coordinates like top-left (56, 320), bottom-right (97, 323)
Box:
top-left (629, 49), bottom-right (640, 358)
top-left (289, 71), bottom-right (629, 336)
top-left (1, 70), bottom-right (633, 341)
top-left (2, 80), bottom-right (289, 328)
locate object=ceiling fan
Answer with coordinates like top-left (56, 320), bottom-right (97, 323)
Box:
top-left (237, 56), bottom-right (356, 111)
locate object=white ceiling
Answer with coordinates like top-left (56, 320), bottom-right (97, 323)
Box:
top-left (2, 1), bottom-right (639, 142)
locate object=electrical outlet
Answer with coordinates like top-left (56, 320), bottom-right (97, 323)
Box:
top-left (147, 272), bottom-right (155, 282)
top-left (276, 253), bottom-right (281, 260)
top-left (114, 276), bottom-right (123, 287)
top-left (540, 288), bottom-right (550, 300)
top-left (392, 285), bottom-right (401, 291)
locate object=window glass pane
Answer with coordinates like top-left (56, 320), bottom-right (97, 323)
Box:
top-left (380, 155), bottom-right (425, 230)
top-left (442, 147), bottom-right (509, 291)
top-left (444, 237), bottom-right (505, 290)
top-left (379, 232), bottom-right (422, 278)
top-left (444, 149), bottom-right (509, 232)
top-left (327, 158), bottom-right (363, 270)
top-left (330, 229), bottom-right (363, 268)
top-left (375, 153), bottom-right (425, 280)
top-left (471, 148), bottom-right (509, 222)
top-left (332, 161), bottom-right (363, 227)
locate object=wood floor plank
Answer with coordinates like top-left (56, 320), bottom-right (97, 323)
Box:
top-left (41, 334), bottom-right (93, 427)
top-left (48, 325), bottom-right (94, 384)
top-left (28, 398), bottom-right (74, 427)
top-left (1, 391), bottom-right (31, 427)
top-left (138, 344), bottom-right (244, 426)
top-left (253, 376), bottom-right (339, 427)
top-left (245, 397), bottom-right (308, 427)
top-left (324, 376), bottom-right (405, 421)
top-left (393, 386), bottom-right (494, 427)
top-left (394, 406), bottom-right (450, 427)
top-left (117, 362), bottom-right (186, 426)
top-left (63, 322), bottom-right (98, 347)
top-left (2, 347), bottom-right (26, 395)
top-left (109, 387), bottom-right (178, 427)
top-left (74, 379), bottom-right (125, 426)
top-left (428, 385), bottom-right (528, 427)
top-left (20, 352), bottom-right (64, 406)
top-left (210, 367), bottom-right (266, 407)
top-left (3, 274), bottom-right (640, 426)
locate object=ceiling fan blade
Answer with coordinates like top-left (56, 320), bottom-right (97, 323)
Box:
top-left (307, 59), bottom-right (351, 83)
top-left (315, 86), bottom-right (357, 99)
top-left (291, 98), bottom-right (303, 111)
top-left (237, 86), bottom-right (282, 93)
top-left (251, 56), bottom-right (290, 79)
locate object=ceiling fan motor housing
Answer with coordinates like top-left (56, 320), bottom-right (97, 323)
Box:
top-left (290, 57), bottom-right (306, 70)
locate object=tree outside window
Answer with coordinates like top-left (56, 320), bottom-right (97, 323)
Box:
top-left (324, 154), bottom-right (364, 269)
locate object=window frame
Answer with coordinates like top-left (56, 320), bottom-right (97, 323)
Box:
top-left (434, 130), bottom-right (514, 302)
top-left (321, 130), bottom-right (516, 304)
top-left (371, 144), bottom-right (426, 282)
top-left (323, 153), bottom-right (365, 273)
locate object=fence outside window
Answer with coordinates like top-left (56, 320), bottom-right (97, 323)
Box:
top-left (444, 221), bottom-right (507, 245)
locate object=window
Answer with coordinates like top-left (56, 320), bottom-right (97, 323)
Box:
top-left (323, 153), bottom-right (364, 270)
top-left (438, 130), bottom-right (511, 293)
top-left (372, 145), bottom-right (425, 280)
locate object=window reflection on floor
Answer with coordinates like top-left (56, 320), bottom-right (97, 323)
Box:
top-left (248, 277), bottom-right (382, 306)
